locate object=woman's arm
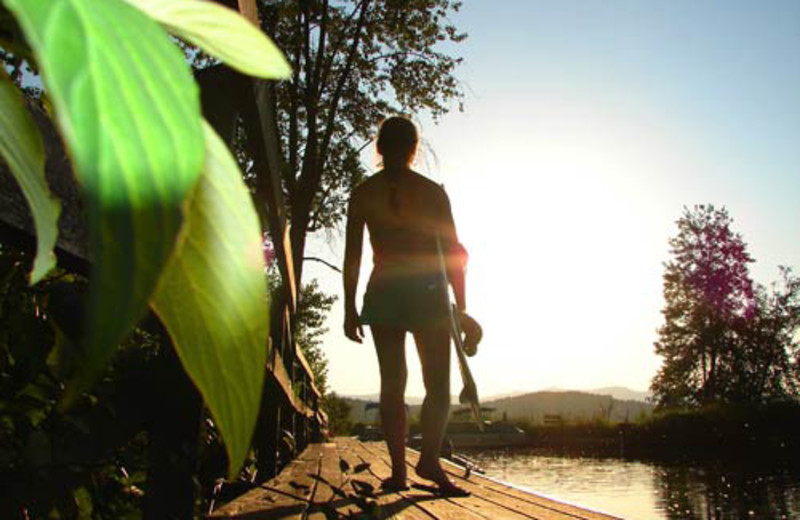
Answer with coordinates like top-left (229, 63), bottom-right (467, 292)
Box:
top-left (343, 192), bottom-right (365, 342)
top-left (448, 242), bottom-right (468, 312)
top-left (438, 189), bottom-right (467, 311)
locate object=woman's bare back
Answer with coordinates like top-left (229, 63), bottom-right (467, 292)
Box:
top-left (351, 169), bottom-right (454, 271)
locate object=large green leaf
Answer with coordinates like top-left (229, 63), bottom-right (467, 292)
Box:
top-left (0, 71), bottom-right (61, 283)
top-left (124, 0), bottom-right (291, 79)
top-left (3, 0), bottom-right (205, 403)
top-left (152, 121), bottom-right (269, 477)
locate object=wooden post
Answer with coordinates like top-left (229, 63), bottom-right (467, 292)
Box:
top-left (253, 375), bottom-right (280, 480)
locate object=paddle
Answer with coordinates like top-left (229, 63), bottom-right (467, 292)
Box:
top-left (435, 236), bottom-right (484, 431)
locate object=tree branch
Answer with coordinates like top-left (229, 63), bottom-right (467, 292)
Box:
top-left (291, 0), bottom-right (369, 223)
top-left (302, 1), bottom-right (313, 103)
top-left (311, 0), bottom-right (329, 100)
top-left (366, 50), bottom-right (437, 64)
top-left (288, 87), bottom-right (299, 191)
top-left (318, 0), bottom-right (367, 93)
top-left (318, 0), bottom-right (371, 172)
top-left (303, 256), bottom-right (342, 274)
top-left (307, 180), bottom-right (336, 232)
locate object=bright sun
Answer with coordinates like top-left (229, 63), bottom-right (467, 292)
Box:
top-left (433, 117), bottom-right (668, 394)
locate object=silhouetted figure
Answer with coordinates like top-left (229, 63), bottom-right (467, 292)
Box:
top-left (343, 116), bottom-right (469, 496)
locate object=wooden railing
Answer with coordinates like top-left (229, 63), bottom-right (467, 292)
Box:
top-left (207, 0), bottom-right (328, 479)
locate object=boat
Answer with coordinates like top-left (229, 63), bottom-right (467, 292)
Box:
top-left (444, 420), bottom-right (530, 449)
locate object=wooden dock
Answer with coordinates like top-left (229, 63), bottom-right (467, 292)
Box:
top-left (209, 437), bottom-right (621, 519)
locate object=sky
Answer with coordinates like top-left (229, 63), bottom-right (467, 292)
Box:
top-left (304, 0), bottom-right (800, 399)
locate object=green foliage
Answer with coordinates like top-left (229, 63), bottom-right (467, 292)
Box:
top-left (295, 279), bottom-right (337, 394)
top-left (4, 0), bottom-right (205, 406)
top-left (652, 205), bottom-right (800, 408)
top-left (623, 402), bottom-right (800, 463)
top-left (151, 122), bottom-right (269, 478)
top-left (0, 244), bottom-right (152, 518)
top-left (124, 0), bottom-right (291, 78)
top-left (322, 392), bottom-right (353, 436)
top-left (509, 402), bottom-right (800, 463)
top-left (731, 267), bottom-right (800, 400)
top-left (0, 0), bottom-right (292, 481)
top-left (0, 70), bottom-right (59, 283)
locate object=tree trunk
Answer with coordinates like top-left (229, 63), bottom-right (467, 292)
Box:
top-left (289, 124), bottom-right (321, 290)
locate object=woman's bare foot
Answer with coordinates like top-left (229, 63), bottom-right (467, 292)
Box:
top-left (380, 475), bottom-right (409, 492)
top-left (415, 461), bottom-right (471, 497)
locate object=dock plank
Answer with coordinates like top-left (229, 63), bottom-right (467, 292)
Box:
top-left (209, 438), bottom-right (623, 520)
top-left (358, 439), bottom-right (620, 520)
top-left (209, 443), bottom-right (322, 519)
top-left (324, 438), bottom-right (425, 520)
top-left (344, 437), bottom-right (515, 520)
top-left (305, 441), bottom-right (362, 519)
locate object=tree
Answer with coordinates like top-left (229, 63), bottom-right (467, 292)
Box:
top-left (730, 267), bottom-right (800, 402)
top-left (652, 205), bottom-right (755, 408)
top-left (321, 392), bottom-right (353, 436)
top-left (257, 0), bottom-right (466, 288)
top-left (651, 205), bottom-right (800, 408)
top-left (294, 279), bottom-right (337, 394)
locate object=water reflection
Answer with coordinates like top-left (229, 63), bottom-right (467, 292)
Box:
top-left (463, 448), bottom-right (800, 520)
top-left (656, 464), bottom-right (800, 519)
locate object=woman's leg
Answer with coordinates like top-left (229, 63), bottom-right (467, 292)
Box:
top-left (371, 325), bottom-right (408, 486)
top-left (412, 327), bottom-right (468, 495)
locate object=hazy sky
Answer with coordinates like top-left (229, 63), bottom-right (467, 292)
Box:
top-left (304, 0), bottom-right (800, 399)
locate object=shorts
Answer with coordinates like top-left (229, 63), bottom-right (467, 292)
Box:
top-left (359, 269), bottom-right (449, 330)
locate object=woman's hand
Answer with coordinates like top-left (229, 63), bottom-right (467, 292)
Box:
top-left (344, 308), bottom-right (364, 343)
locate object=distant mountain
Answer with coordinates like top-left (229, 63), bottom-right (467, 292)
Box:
top-left (344, 386), bottom-right (650, 406)
top-left (589, 387), bottom-right (651, 403)
top-left (340, 389), bottom-right (654, 424)
top-left (482, 390), bottom-right (530, 401)
top-left (477, 390), bottom-right (653, 424)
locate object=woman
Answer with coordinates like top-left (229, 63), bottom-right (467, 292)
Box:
top-left (343, 116), bottom-right (469, 496)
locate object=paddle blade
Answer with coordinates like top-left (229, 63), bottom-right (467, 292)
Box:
top-left (459, 381), bottom-right (484, 431)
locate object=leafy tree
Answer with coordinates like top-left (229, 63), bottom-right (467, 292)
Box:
top-left (295, 279), bottom-right (337, 394)
top-left (257, 0), bottom-right (466, 288)
top-left (652, 205), bottom-right (755, 407)
top-left (651, 205), bottom-right (799, 408)
top-left (730, 267), bottom-right (800, 402)
top-left (264, 258), bottom-right (334, 396)
top-left (321, 392), bottom-right (353, 436)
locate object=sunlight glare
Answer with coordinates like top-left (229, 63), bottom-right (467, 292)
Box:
top-left (440, 111), bottom-right (669, 392)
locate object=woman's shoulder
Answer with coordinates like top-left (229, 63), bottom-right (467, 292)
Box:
top-left (352, 172), bottom-right (383, 196)
top-left (408, 170), bottom-right (447, 194)
top-left (350, 173), bottom-right (389, 214)
top-left (408, 171), bottom-right (450, 207)
top-left (352, 169), bottom-right (447, 202)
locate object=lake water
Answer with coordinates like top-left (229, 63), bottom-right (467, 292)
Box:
top-left (463, 448), bottom-right (800, 519)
